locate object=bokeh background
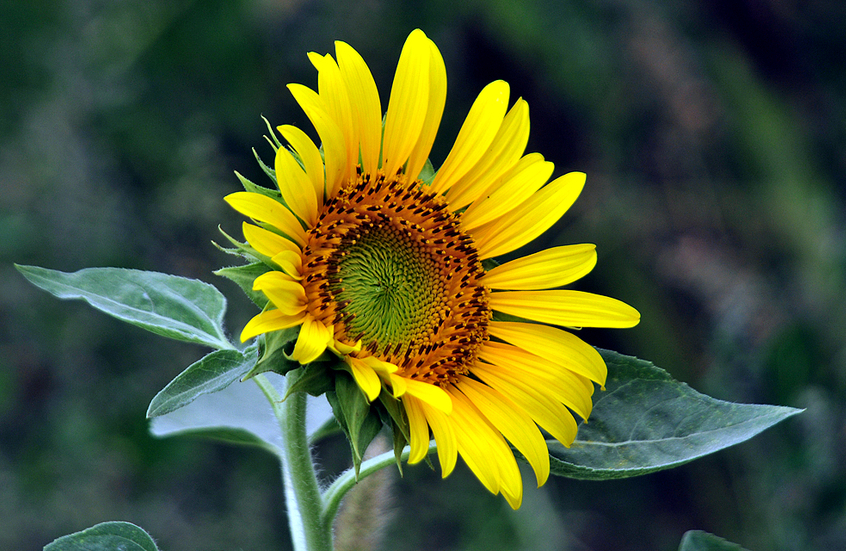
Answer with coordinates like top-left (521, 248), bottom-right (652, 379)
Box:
top-left (2, 0), bottom-right (845, 549)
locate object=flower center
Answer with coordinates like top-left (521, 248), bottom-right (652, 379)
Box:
top-left (301, 169), bottom-right (491, 384)
top-left (335, 225), bottom-right (448, 346)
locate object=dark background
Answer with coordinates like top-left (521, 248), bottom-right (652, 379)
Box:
top-left (2, 0), bottom-right (845, 549)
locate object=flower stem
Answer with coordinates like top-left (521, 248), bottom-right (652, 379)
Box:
top-left (254, 374), bottom-right (332, 551)
top-left (321, 440), bottom-right (437, 533)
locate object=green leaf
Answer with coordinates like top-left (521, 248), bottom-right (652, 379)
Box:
top-left (284, 362), bottom-right (336, 398)
top-left (376, 392), bottom-right (410, 471)
top-left (242, 326), bottom-right (300, 380)
top-left (679, 530), bottom-right (750, 551)
top-left (327, 373), bottom-right (383, 476)
top-left (214, 262), bottom-right (272, 309)
top-left (146, 345), bottom-right (258, 418)
top-left (548, 349), bottom-right (803, 480)
top-left (149, 373), bottom-right (334, 453)
top-left (16, 265), bottom-right (233, 350)
top-left (44, 521), bottom-right (159, 551)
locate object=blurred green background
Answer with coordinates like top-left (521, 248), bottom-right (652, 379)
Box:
top-left (2, 0), bottom-right (845, 549)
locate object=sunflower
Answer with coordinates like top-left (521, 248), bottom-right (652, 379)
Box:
top-left (225, 29), bottom-right (639, 509)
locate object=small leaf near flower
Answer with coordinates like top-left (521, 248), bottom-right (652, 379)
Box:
top-left (327, 372), bottom-right (383, 477)
top-left (147, 345), bottom-right (259, 418)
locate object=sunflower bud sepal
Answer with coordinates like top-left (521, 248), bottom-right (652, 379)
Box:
top-left (240, 325), bottom-right (300, 381)
top-left (326, 372), bottom-right (383, 478)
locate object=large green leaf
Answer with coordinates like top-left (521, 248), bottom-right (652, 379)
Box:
top-left (44, 521), bottom-right (159, 551)
top-left (548, 349), bottom-right (802, 480)
top-left (16, 265), bottom-right (233, 350)
top-left (678, 530), bottom-right (750, 551)
top-left (149, 372), bottom-right (334, 453)
top-left (146, 345), bottom-right (258, 418)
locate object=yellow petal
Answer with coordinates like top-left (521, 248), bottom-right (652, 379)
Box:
top-left (241, 222), bottom-right (300, 258)
top-left (346, 356), bottom-right (382, 402)
top-left (460, 153), bottom-right (553, 231)
top-left (489, 289), bottom-right (641, 328)
top-left (240, 309), bottom-right (305, 342)
top-left (253, 271), bottom-right (306, 316)
top-left (386, 372), bottom-right (407, 398)
top-left (332, 339), bottom-right (362, 355)
top-left (477, 342), bottom-right (594, 420)
top-left (481, 244), bottom-right (597, 290)
top-left (278, 124), bottom-right (325, 206)
top-left (446, 98), bottom-right (530, 211)
top-left (447, 388), bottom-right (523, 508)
top-left (472, 362), bottom-right (578, 446)
top-left (403, 378), bottom-right (452, 414)
top-left (456, 376), bottom-right (550, 487)
top-left (335, 40), bottom-right (382, 176)
top-left (287, 83), bottom-right (347, 198)
top-left (488, 320), bottom-right (607, 385)
top-left (406, 36), bottom-right (447, 182)
top-left (274, 145), bottom-right (318, 226)
top-left (309, 52), bottom-right (357, 185)
top-left (472, 171), bottom-right (585, 259)
top-left (430, 80), bottom-right (510, 195)
top-left (418, 400), bottom-right (458, 477)
top-left (224, 192), bottom-right (306, 247)
top-left (290, 315), bottom-right (333, 364)
top-left (270, 250), bottom-right (303, 280)
top-left (404, 395), bottom-right (431, 464)
top-left (358, 355), bottom-right (399, 374)
top-left (382, 29), bottom-right (430, 178)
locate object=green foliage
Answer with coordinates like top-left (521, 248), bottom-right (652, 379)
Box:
top-left (149, 369), bottom-right (335, 451)
top-left (679, 530), bottom-right (750, 551)
top-left (548, 349), bottom-right (803, 480)
top-left (146, 345), bottom-right (258, 418)
top-left (327, 373), bottom-right (383, 477)
top-left (16, 266), bottom-right (233, 350)
top-left (244, 325), bottom-right (301, 379)
top-left (44, 521), bottom-right (159, 551)
top-left (214, 262), bottom-right (272, 308)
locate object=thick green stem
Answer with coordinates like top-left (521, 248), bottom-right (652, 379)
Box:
top-left (254, 374), bottom-right (332, 551)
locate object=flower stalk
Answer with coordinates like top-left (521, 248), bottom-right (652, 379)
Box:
top-left (254, 374), bottom-right (332, 551)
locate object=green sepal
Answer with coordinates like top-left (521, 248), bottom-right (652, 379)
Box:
top-left (253, 147), bottom-right (277, 184)
top-left (241, 325), bottom-right (300, 380)
top-left (214, 225), bottom-right (265, 261)
top-left (262, 115), bottom-right (282, 150)
top-left (390, 421), bottom-right (408, 474)
top-left (235, 169), bottom-right (281, 200)
top-left (214, 262), bottom-right (272, 309)
top-left (491, 309), bottom-right (532, 323)
top-left (327, 372), bottom-right (383, 478)
top-left (376, 391), bottom-right (410, 473)
top-left (418, 157), bottom-right (436, 185)
top-left (284, 361), bottom-right (336, 398)
top-left (481, 258), bottom-right (500, 271)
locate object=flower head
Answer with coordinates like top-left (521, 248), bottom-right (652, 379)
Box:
top-left (224, 29), bottom-right (639, 508)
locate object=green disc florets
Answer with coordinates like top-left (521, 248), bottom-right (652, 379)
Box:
top-left (335, 224), bottom-right (447, 348)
